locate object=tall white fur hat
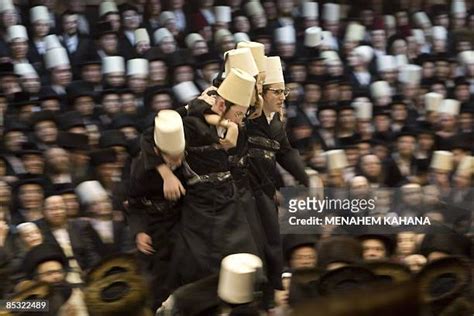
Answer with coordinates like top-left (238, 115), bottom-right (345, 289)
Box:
top-left (264, 56), bottom-right (284, 85)
top-left (377, 55), bottom-right (397, 72)
top-left (218, 253), bottom-right (263, 304)
top-left (14, 63), bottom-right (39, 78)
top-left (424, 92), bottom-right (443, 112)
top-left (322, 3), bottom-right (340, 22)
top-left (218, 68), bottom-right (256, 108)
top-left (398, 64), bottom-right (422, 85)
top-left (236, 41), bottom-right (266, 73)
top-left (30, 6), bottom-right (49, 24)
top-left (245, 1), bottom-right (265, 16)
top-left (234, 32), bottom-right (251, 44)
top-left (326, 149), bottom-right (348, 170)
top-left (275, 26), bottom-right (296, 44)
top-left (224, 48), bottom-right (259, 77)
top-left (75, 180), bottom-right (108, 205)
top-left (44, 48), bottom-right (70, 70)
top-left (153, 110), bottom-right (185, 155)
top-left (214, 6), bottom-right (231, 23)
top-left (370, 81), bottom-right (391, 99)
top-left (345, 22), bottom-right (366, 42)
top-left (437, 99), bottom-right (461, 116)
top-left (353, 45), bottom-right (374, 63)
top-left (172, 81), bottom-right (200, 104)
top-left (185, 33), bottom-right (205, 49)
top-left (103, 56), bottom-right (125, 74)
top-left (127, 58), bottom-right (149, 77)
top-left (134, 28), bottom-right (150, 45)
top-left (7, 25), bottom-right (28, 42)
top-left (430, 151), bottom-right (453, 171)
top-left (304, 27), bottom-right (322, 47)
top-left (302, 2), bottom-right (318, 18)
top-left (154, 28), bottom-right (174, 45)
top-left (99, 1), bottom-right (119, 17)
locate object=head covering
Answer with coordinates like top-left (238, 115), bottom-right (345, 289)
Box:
top-left (264, 56), bottom-right (284, 85)
top-left (126, 58), bottom-right (149, 77)
top-left (75, 180), bottom-right (108, 205)
top-left (7, 25), bottom-right (28, 42)
top-left (224, 48), bottom-right (259, 77)
top-left (217, 253), bottom-right (263, 304)
top-left (103, 56), bottom-right (125, 74)
top-left (153, 110), bottom-right (185, 155)
top-left (134, 28), bottom-right (150, 45)
top-left (218, 68), bottom-right (256, 108)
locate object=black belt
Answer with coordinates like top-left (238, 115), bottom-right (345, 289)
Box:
top-left (130, 197), bottom-right (179, 217)
top-left (187, 171), bottom-right (232, 186)
top-left (187, 144), bottom-right (221, 152)
top-left (247, 148), bottom-right (276, 160)
top-left (248, 136), bottom-right (280, 151)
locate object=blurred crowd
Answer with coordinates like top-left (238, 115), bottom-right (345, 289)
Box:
top-left (0, 0), bottom-right (472, 315)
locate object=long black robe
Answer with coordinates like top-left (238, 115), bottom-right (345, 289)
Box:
top-left (245, 112), bottom-right (309, 290)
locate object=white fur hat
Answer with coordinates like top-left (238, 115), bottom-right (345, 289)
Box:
top-left (451, 0), bottom-right (466, 15)
top-left (153, 110), bottom-right (185, 155)
top-left (234, 32), bottom-right (251, 44)
top-left (236, 41), bottom-right (266, 73)
top-left (353, 100), bottom-right (373, 120)
top-left (154, 28), bottom-right (174, 45)
top-left (353, 45), bottom-right (374, 63)
top-left (398, 64), bottom-right (422, 85)
top-left (424, 92), bottom-right (443, 112)
top-left (99, 1), bottom-right (119, 17)
top-left (30, 5), bottom-right (49, 24)
top-left (218, 253), bottom-right (263, 304)
top-left (103, 56), bottom-right (125, 74)
top-left (458, 50), bottom-right (474, 65)
top-left (44, 47), bottom-right (70, 70)
top-left (7, 25), bottom-right (28, 42)
top-left (413, 11), bottom-right (431, 28)
top-left (185, 33), bottom-right (205, 49)
top-left (245, 1), bottom-right (265, 16)
top-left (214, 6), bottom-right (231, 23)
top-left (0, 0), bottom-right (15, 13)
top-left (437, 99), bottom-right (461, 116)
top-left (75, 180), bottom-right (108, 205)
top-left (326, 149), bottom-right (348, 171)
top-left (134, 28), bottom-right (150, 45)
top-left (411, 29), bottom-right (425, 45)
top-left (264, 56), bottom-right (284, 85)
top-left (322, 3), bottom-right (340, 22)
top-left (302, 2), bottom-right (318, 18)
top-left (218, 68), bottom-right (256, 108)
top-left (304, 27), bottom-right (322, 47)
top-left (345, 22), bottom-right (366, 42)
top-left (432, 26), bottom-right (447, 41)
top-left (127, 58), bottom-right (149, 77)
top-left (377, 55), bottom-right (397, 72)
top-left (172, 81), bottom-right (200, 104)
top-left (430, 151), bottom-right (453, 171)
top-left (370, 81), bottom-right (391, 99)
top-left (45, 34), bottom-right (62, 50)
top-left (275, 26), bottom-right (296, 44)
top-left (224, 48), bottom-right (259, 77)
top-left (159, 11), bottom-right (176, 26)
top-left (14, 63), bottom-right (39, 78)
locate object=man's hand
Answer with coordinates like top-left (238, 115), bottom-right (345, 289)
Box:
top-left (158, 165), bottom-right (186, 201)
top-left (197, 86), bottom-right (218, 106)
top-left (136, 232), bottom-right (154, 255)
top-left (219, 121), bottom-right (238, 150)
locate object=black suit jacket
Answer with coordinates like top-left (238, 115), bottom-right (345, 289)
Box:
top-left (35, 218), bottom-right (101, 271)
top-left (87, 220), bottom-right (133, 257)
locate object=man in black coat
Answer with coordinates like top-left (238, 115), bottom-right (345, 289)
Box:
top-left (127, 109), bottom-right (186, 309)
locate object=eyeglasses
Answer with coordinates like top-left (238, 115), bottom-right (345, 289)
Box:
top-left (265, 88), bottom-right (290, 97)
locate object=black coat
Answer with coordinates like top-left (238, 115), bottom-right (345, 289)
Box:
top-left (35, 218), bottom-right (101, 271)
top-left (245, 112), bottom-right (309, 198)
top-left (87, 220), bottom-right (133, 257)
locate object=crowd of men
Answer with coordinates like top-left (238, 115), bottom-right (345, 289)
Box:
top-left (0, 0), bottom-right (472, 315)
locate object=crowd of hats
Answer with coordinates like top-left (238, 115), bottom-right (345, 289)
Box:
top-left (0, 0), bottom-right (473, 314)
